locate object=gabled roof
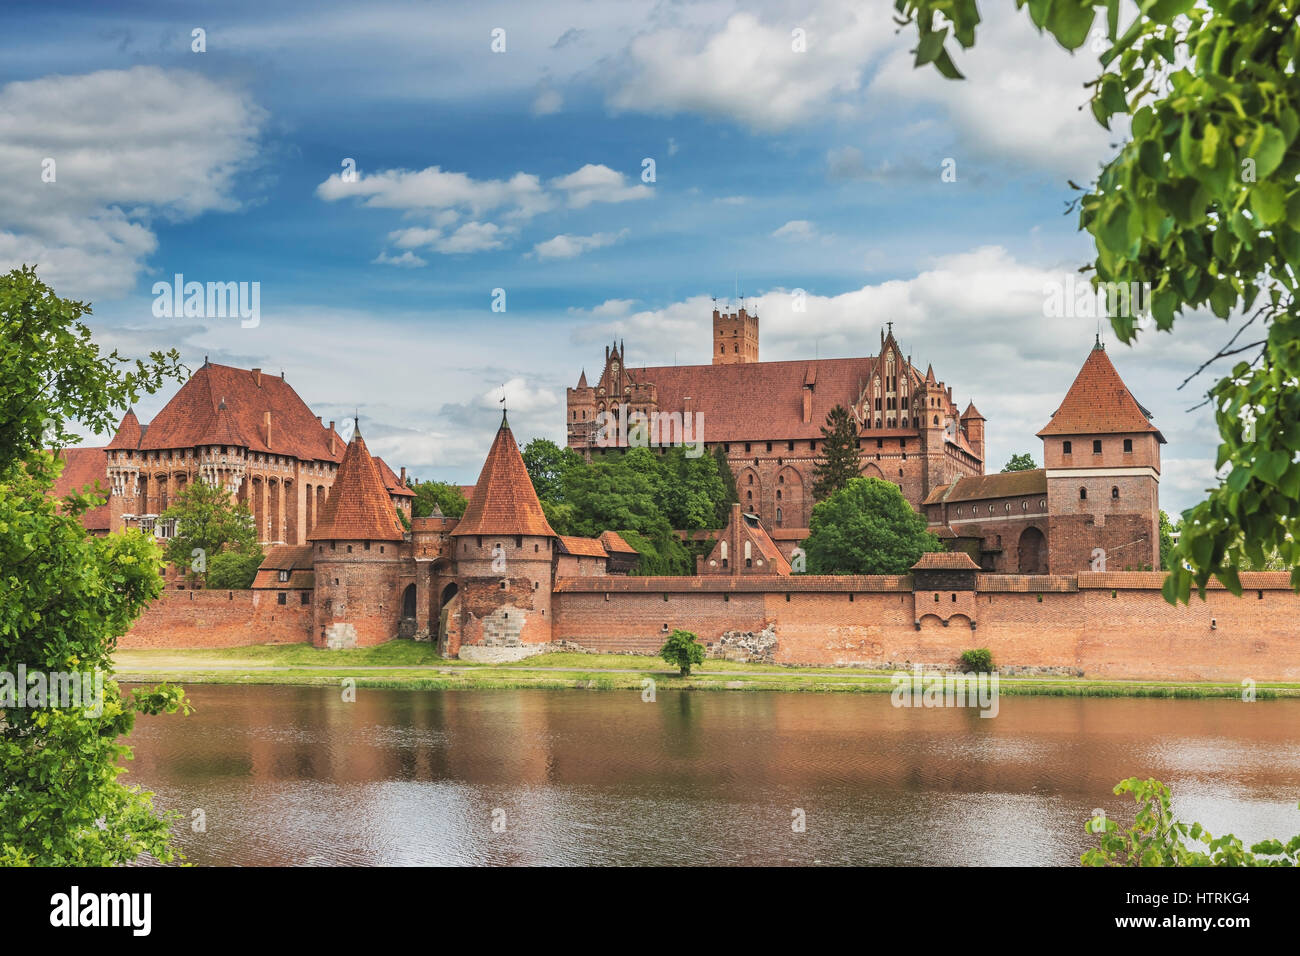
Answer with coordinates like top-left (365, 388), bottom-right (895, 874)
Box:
top-left (258, 544), bottom-right (314, 571)
top-left (598, 530), bottom-right (638, 554)
top-left (451, 416), bottom-right (556, 537)
top-left (1037, 344), bottom-right (1165, 440)
top-left (912, 551), bottom-right (980, 571)
top-left (52, 446), bottom-right (111, 531)
top-left (557, 535), bottom-right (608, 557)
top-left (307, 426), bottom-right (405, 541)
top-left (740, 511), bottom-right (792, 574)
top-left (923, 469), bottom-right (1047, 505)
top-left (372, 456), bottom-right (415, 498)
top-left (118, 362), bottom-right (346, 462)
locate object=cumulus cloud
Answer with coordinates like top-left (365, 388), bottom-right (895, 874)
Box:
top-left (549, 164), bottom-right (651, 208)
top-left (0, 66), bottom-right (266, 300)
top-left (372, 250), bottom-right (426, 267)
top-left (771, 219), bottom-right (817, 241)
top-left (529, 229), bottom-right (627, 260)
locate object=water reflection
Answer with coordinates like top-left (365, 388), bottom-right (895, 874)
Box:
top-left (123, 686), bottom-right (1300, 866)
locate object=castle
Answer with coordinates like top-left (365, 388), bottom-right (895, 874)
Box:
top-left (58, 308), bottom-right (1300, 682)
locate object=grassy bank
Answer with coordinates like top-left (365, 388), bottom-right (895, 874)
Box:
top-left (111, 641), bottom-right (1300, 698)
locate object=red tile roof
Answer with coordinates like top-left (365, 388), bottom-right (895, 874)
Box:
top-left (52, 446), bottom-right (111, 531)
top-left (598, 530), bottom-right (638, 554)
top-left (372, 456), bottom-right (415, 498)
top-left (923, 469), bottom-right (1047, 505)
top-left (307, 428), bottom-right (405, 541)
top-left (1038, 345), bottom-right (1165, 440)
top-left (452, 417), bottom-right (556, 537)
top-left (741, 511), bottom-right (792, 574)
top-left (119, 362), bottom-right (346, 462)
top-left (557, 535), bottom-right (608, 557)
top-left (912, 551), bottom-right (980, 571)
top-left (620, 357), bottom-right (883, 441)
top-left (258, 544), bottom-right (314, 571)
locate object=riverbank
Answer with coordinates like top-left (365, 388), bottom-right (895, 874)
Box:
top-left (112, 641), bottom-right (1300, 698)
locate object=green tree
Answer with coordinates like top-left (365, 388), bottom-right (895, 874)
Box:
top-left (1001, 452), bottom-right (1037, 472)
top-left (892, 1), bottom-right (1300, 603)
top-left (804, 476), bottom-right (942, 574)
top-left (660, 628), bottom-right (706, 676)
top-left (159, 479), bottom-right (259, 579)
top-left (521, 438), bottom-right (581, 502)
top-left (812, 405), bottom-right (860, 500)
top-left (1084, 777), bottom-right (1300, 866)
top-left (712, 445), bottom-right (739, 526)
top-left (205, 550), bottom-right (263, 590)
top-left (410, 479), bottom-right (467, 518)
top-left (658, 446), bottom-right (728, 530)
top-left (0, 265), bottom-right (189, 866)
top-left (1158, 510), bottom-right (1177, 569)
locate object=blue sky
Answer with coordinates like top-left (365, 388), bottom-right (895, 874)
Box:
top-left (0, 0), bottom-right (1235, 513)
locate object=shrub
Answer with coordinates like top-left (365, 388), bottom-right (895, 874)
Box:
top-left (959, 648), bottom-right (994, 673)
top-left (205, 550), bottom-right (263, 589)
top-left (660, 628), bottom-right (705, 676)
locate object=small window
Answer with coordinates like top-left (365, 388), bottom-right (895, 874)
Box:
top-left (300, 592), bottom-right (309, 605)
top-left (745, 443), bottom-right (751, 453)
top-left (1111, 486), bottom-right (1119, 499)
top-left (500, 580), bottom-right (507, 590)
top-left (278, 570), bottom-right (289, 583)
top-left (364, 541), bottom-right (370, 551)
top-left (1123, 438), bottom-right (1133, 453)
top-left (277, 592), bottom-right (287, 605)
top-left (347, 545), bottom-right (352, 553)
top-left (1063, 441), bottom-right (1072, 454)
top-left (747, 474), bottom-right (754, 484)
top-left (765, 442), bottom-right (772, 452)
top-left (1093, 440), bottom-right (1102, 454)
top-left (787, 441), bottom-right (794, 451)
top-left (1080, 487), bottom-right (1087, 500)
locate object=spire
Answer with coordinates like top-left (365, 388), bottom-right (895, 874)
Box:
top-left (307, 429), bottom-right (405, 541)
top-left (577, 368), bottom-right (588, 389)
top-left (106, 407), bottom-right (143, 450)
top-left (1037, 345), bottom-right (1164, 442)
top-left (451, 416), bottom-right (556, 537)
top-left (1094, 332), bottom-right (1104, 350)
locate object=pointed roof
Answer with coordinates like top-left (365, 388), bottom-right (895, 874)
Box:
top-left (451, 419), bottom-right (556, 537)
top-left (577, 369), bottom-right (588, 388)
top-left (925, 364), bottom-right (936, 384)
top-left (106, 408), bottom-right (143, 450)
top-left (208, 399), bottom-right (248, 447)
top-left (307, 426), bottom-right (404, 541)
top-left (1037, 344), bottom-right (1165, 441)
top-left (961, 401), bottom-right (984, 421)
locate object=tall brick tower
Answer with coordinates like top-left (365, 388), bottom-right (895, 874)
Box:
top-left (713, 305), bottom-right (759, 364)
top-left (1037, 339), bottom-right (1164, 572)
top-left (449, 411), bottom-right (557, 659)
top-left (308, 421), bottom-right (406, 648)
top-left (961, 401), bottom-right (986, 463)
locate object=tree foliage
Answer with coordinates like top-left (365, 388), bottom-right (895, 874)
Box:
top-left (521, 438), bottom-right (582, 503)
top-left (0, 265), bottom-right (189, 865)
top-left (409, 479), bottom-right (467, 518)
top-left (804, 476), bottom-right (943, 574)
top-left (659, 628), bottom-right (706, 676)
top-left (205, 550), bottom-right (263, 590)
top-left (1084, 777), bottom-right (1300, 866)
top-left (812, 404), bottom-right (860, 500)
top-left (892, 1), bottom-right (1300, 602)
top-left (158, 478), bottom-right (260, 579)
top-left (1001, 452), bottom-right (1037, 472)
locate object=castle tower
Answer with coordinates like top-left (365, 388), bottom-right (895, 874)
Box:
top-left (1037, 339), bottom-right (1164, 572)
top-left (713, 305), bottom-right (759, 364)
top-left (960, 401), bottom-right (985, 463)
top-left (449, 411), bottom-right (557, 659)
top-left (308, 421), bottom-right (406, 648)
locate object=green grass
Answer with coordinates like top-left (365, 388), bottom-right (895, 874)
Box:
top-left (110, 641), bottom-right (1300, 698)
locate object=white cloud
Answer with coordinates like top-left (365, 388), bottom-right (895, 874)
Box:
top-left (372, 250), bottom-right (426, 268)
top-left (0, 66), bottom-right (266, 299)
top-left (532, 87), bottom-right (563, 116)
top-left (549, 164), bottom-right (652, 208)
top-left (606, 4), bottom-right (893, 131)
top-left (530, 229), bottom-right (627, 260)
top-left (316, 166), bottom-right (552, 220)
top-left (772, 219), bottom-right (817, 241)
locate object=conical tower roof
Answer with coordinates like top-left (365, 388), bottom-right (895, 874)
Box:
top-left (1037, 343), bottom-right (1164, 441)
top-left (308, 424), bottom-right (405, 541)
top-left (106, 408), bottom-right (143, 449)
top-left (451, 415), bottom-right (556, 537)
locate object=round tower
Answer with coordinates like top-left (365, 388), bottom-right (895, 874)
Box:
top-left (307, 421), bottom-right (406, 648)
top-left (449, 411), bottom-right (556, 661)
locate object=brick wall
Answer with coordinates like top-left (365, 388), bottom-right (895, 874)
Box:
top-left (120, 588), bottom-right (312, 649)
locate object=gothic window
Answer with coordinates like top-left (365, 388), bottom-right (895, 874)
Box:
top-left (776, 508), bottom-right (783, 524)
top-left (776, 490), bottom-right (782, 500)
top-left (747, 474), bottom-right (754, 484)
top-left (1080, 488), bottom-right (1087, 500)
top-left (1111, 486), bottom-right (1119, 499)
top-left (933, 415), bottom-right (939, 425)
top-left (778, 475), bottom-right (784, 484)
top-left (746, 490), bottom-right (752, 501)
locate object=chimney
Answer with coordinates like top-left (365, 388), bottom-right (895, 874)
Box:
top-left (253, 368), bottom-right (262, 387)
top-left (400, 466), bottom-right (407, 484)
top-left (264, 411), bottom-right (272, 447)
top-left (802, 385), bottom-right (813, 424)
top-left (328, 422), bottom-right (336, 455)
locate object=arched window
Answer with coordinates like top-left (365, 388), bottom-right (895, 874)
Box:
top-left (1111, 486), bottom-right (1119, 499)
top-left (747, 474), bottom-right (754, 484)
top-left (933, 415), bottom-right (939, 425)
top-left (778, 475), bottom-right (784, 484)
top-left (776, 490), bottom-right (782, 500)
top-left (1080, 487), bottom-right (1087, 500)
top-left (776, 507), bottom-right (783, 524)
top-left (746, 490), bottom-right (752, 501)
